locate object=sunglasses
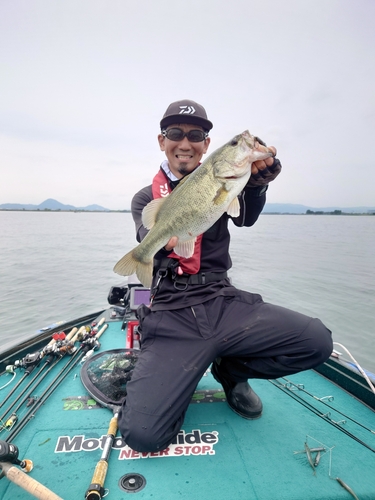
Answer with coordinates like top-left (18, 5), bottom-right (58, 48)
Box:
top-left (162, 128), bottom-right (208, 142)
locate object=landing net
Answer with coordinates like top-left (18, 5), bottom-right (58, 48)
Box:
top-left (80, 348), bottom-right (139, 409)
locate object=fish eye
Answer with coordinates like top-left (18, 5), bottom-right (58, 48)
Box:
top-left (230, 139), bottom-right (238, 146)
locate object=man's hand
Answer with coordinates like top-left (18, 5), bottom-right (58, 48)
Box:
top-left (165, 236), bottom-right (178, 251)
top-left (248, 140), bottom-right (281, 187)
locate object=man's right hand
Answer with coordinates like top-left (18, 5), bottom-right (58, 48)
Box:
top-left (165, 236), bottom-right (178, 251)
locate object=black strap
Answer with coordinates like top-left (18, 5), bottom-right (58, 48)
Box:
top-left (185, 271), bottom-right (227, 285)
top-left (153, 258), bottom-right (227, 292)
top-left (172, 271), bottom-right (227, 290)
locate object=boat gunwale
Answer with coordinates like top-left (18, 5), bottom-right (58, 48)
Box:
top-left (0, 310), bottom-right (105, 372)
top-left (1, 309), bottom-right (374, 411)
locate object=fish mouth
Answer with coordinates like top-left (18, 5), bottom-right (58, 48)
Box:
top-left (219, 170), bottom-right (249, 180)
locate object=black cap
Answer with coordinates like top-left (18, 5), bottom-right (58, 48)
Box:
top-left (160, 99), bottom-right (213, 131)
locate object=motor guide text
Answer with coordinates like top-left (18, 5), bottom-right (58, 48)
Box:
top-left (55, 429), bottom-right (219, 459)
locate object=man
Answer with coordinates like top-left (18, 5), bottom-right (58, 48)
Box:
top-left (118, 99), bottom-right (333, 452)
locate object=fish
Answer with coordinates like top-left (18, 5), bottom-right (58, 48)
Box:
top-left (114, 131), bottom-right (273, 287)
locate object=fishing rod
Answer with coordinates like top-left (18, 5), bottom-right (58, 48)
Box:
top-left (85, 408), bottom-right (119, 500)
top-left (0, 462), bottom-right (63, 500)
top-left (0, 326), bottom-right (79, 412)
top-left (0, 352), bottom-right (42, 410)
top-left (0, 440), bottom-right (62, 500)
top-left (6, 320), bottom-right (108, 442)
top-left (269, 378), bottom-right (375, 453)
top-left (0, 327), bottom-right (81, 430)
top-left (81, 348), bottom-right (139, 500)
top-left (280, 376), bottom-right (375, 435)
top-left (1, 358), bottom-right (66, 433)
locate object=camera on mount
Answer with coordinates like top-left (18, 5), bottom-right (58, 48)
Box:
top-left (107, 276), bottom-right (150, 313)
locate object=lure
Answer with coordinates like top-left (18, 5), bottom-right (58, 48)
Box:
top-left (38, 438), bottom-right (51, 446)
top-left (313, 451), bottom-right (321, 467)
top-left (336, 477), bottom-right (359, 500)
top-left (293, 446), bottom-right (325, 455)
top-left (304, 442), bottom-right (316, 475)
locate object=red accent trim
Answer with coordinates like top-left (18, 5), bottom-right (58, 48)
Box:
top-left (126, 321), bottom-right (139, 348)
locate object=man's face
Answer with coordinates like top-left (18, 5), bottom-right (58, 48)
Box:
top-left (158, 123), bottom-right (210, 178)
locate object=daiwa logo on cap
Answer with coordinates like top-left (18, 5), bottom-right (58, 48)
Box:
top-left (160, 99), bottom-right (213, 131)
top-left (179, 105), bottom-right (196, 114)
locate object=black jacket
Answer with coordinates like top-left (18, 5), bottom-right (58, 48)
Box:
top-left (130, 164), bottom-right (278, 310)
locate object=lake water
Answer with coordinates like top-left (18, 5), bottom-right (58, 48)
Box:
top-left (0, 211), bottom-right (374, 372)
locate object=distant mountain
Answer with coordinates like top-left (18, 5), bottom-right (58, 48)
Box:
top-left (0, 198), bottom-right (110, 211)
top-left (263, 203), bottom-right (375, 214)
top-left (1, 199), bottom-right (374, 214)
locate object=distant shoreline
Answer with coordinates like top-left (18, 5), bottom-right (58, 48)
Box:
top-left (0, 209), bottom-right (373, 216)
top-left (0, 209), bottom-right (131, 213)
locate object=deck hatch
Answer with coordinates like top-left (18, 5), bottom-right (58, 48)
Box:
top-left (119, 473), bottom-right (146, 493)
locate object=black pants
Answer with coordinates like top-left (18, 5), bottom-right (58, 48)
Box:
top-left (118, 290), bottom-right (332, 452)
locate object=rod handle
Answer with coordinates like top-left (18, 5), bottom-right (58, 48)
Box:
top-left (0, 462), bottom-right (63, 500)
top-left (66, 327), bottom-right (78, 341)
top-left (71, 325), bottom-right (86, 343)
top-left (85, 460), bottom-right (108, 499)
top-left (95, 324), bottom-right (108, 339)
top-left (97, 317), bottom-right (106, 327)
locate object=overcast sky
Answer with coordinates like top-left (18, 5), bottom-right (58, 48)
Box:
top-left (1, 0), bottom-right (374, 210)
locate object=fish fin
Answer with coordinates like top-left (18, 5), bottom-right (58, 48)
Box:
top-left (174, 238), bottom-right (196, 258)
top-left (135, 261), bottom-right (153, 288)
top-left (213, 186), bottom-right (229, 206)
top-left (226, 196), bottom-right (240, 217)
top-left (142, 198), bottom-right (166, 230)
top-left (113, 250), bottom-right (153, 288)
top-left (113, 250), bottom-right (137, 276)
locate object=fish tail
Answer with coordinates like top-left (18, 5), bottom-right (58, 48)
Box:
top-left (113, 250), bottom-right (153, 288)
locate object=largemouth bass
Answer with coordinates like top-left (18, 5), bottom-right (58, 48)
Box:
top-left (114, 130), bottom-right (273, 287)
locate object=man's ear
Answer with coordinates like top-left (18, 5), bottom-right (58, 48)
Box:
top-left (202, 137), bottom-right (211, 154)
top-left (158, 134), bottom-right (165, 151)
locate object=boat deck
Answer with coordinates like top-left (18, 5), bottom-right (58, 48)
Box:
top-left (1, 311), bottom-right (375, 499)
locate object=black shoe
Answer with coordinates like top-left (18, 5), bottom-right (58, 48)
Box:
top-left (211, 361), bottom-right (263, 420)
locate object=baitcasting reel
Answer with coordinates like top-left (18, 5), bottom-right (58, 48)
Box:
top-left (0, 441), bottom-right (33, 475)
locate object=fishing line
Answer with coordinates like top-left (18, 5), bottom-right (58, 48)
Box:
top-left (0, 325), bottom-right (80, 412)
top-left (280, 376), bottom-right (375, 434)
top-left (3, 321), bottom-right (106, 442)
top-left (0, 373), bottom-right (29, 410)
top-left (5, 352), bottom-right (84, 442)
top-left (0, 399), bottom-right (31, 434)
top-left (333, 342), bottom-right (375, 396)
top-left (302, 435), bottom-right (360, 499)
top-left (0, 359), bottom-right (61, 425)
top-left (269, 379), bottom-right (375, 453)
top-left (0, 369), bottom-right (16, 390)
top-left (5, 323), bottom-right (105, 442)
